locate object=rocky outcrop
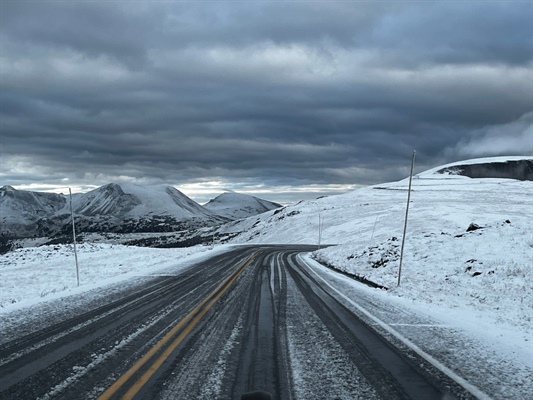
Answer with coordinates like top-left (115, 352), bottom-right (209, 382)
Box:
top-left (437, 160), bottom-right (533, 181)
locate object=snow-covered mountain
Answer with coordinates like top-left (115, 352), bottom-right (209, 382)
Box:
top-left (203, 192), bottom-right (281, 220)
top-left (72, 183), bottom-right (215, 220)
top-left (63, 183), bottom-right (228, 235)
top-left (0, 183), bottom-right (227, 239)
top-left (0, 183), bottom-right (283, 242)
top-left (0, 185), bottom-right (68, 237)
top-left (0, 185), bottom-right (67, 223)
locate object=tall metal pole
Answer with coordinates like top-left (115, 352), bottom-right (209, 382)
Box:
top-left (317, 213), bottom-right (322, 250)
top-left (371, 215), bottom-right (379, 241)
top-left (398, 150), bottom-right (416, 287)
top-left (69, 188), bottom-right (80, 287)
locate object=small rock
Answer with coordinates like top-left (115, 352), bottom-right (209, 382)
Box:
top-left (467, 223), bottom-right (482, 232)
top-left (472, 271), bottom-right (482, 277)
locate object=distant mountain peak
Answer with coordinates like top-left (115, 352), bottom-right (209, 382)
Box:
top-left (204, 192), bottom-right (281, 220)
top-left (1, 185), bottom-right (16, 191)
top-left (74, 183), bottom-right (140, 217)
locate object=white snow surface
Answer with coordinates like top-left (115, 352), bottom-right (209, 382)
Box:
top-left (0, 243), bottom-right (231, 310)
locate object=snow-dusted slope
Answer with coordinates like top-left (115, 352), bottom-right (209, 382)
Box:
top-left (219, 156), bottom-right (533, 245)
top-left (203, 192), bottom-right (281, 220)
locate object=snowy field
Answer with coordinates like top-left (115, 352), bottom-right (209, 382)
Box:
top-left (311, 174), bottom-right (532, 339)
top-left (0, 243), bottom-right (232, 310)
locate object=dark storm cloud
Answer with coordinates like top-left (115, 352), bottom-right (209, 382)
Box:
top-left (1, 1), bottom-right (532, 202)
top-left (357, 1), bottom-right (533, 67)
top-left (0, 2), bottom-right (157, 66)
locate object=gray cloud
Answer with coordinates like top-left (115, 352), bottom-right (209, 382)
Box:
top-left (449, 112), bottom-right (533, 158)
top-left (1, 1), bottom-right (531, 203)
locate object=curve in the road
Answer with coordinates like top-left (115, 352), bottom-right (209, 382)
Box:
top-left (0, 245), bottom-right (480, 400)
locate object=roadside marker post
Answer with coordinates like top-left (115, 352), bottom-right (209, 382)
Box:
top-left (398, 150), bottom-right (416, 287)
top-left (69, 188), bottom-right (80, 287)
top-left (318, 213), bottom-right (323, 250)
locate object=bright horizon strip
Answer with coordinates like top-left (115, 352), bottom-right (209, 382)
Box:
top-left (6, 182), bottom-right (361, 205)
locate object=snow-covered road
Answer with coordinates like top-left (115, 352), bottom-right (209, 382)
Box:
top-left (2, 245), bottom-right (529, 399)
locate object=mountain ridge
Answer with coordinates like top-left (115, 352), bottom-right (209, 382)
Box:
top-left (0, 183), bottom-right (278, 240)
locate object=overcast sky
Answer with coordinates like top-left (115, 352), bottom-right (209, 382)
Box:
top-left (1, 1), bottom-right (532, 204)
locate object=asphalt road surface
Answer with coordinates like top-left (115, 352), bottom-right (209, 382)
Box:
top-left (0, 245), bottom-right (476, 399)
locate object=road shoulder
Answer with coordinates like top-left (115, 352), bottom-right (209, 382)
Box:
top-left (300, 253), bottom-right (533, 400)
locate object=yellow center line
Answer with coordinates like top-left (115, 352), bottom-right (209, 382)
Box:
top-left (98, 252), bottom-right (257, 400)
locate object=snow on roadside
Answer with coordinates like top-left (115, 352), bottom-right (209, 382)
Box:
top-left (0, 243), bottom-right (231, 311)
top-left (306, 174), bottom-right (533, 376)
top-left (313, 218), bottom-right (533, 334)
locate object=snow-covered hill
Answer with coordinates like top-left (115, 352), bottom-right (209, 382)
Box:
top-left (203, 192), bottom-right (281, 220)
top-left (218, 156), bottom-right (532, 245)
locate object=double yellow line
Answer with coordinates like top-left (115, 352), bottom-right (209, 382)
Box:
top-left (98, 252), bottom-right (256, 400)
